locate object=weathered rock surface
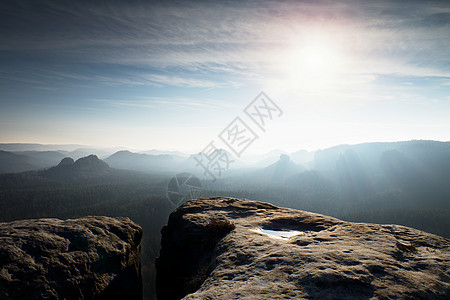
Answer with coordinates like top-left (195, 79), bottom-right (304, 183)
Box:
top-left (156, 197), bottom-right (450, 299)
top-left (0, 216), bottom-right (143, 299)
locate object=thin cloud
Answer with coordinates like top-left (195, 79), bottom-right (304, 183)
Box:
top-left (142, 74), bottom-right (240, 88)
top-left (91, 96), bottom-right (218, 110)
top-left (1, 0), bottom-right (449, 87)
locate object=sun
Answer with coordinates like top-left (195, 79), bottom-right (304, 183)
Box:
top-left (281, 33), bottom-right (345, 91)
top-left (302, 42), bottom-right (336, 72)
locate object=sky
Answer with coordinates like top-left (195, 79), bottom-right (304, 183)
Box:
top-left (1, 0), bottom-right (449, 154)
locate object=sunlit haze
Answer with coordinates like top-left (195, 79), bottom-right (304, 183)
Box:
top-left (1, 0), bottom-right (449, 153)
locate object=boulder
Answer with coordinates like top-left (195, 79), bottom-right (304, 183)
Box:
top-left (0, 216), bottom-right (143, 299)
top-left (156, 197), bottom-right (450, 299)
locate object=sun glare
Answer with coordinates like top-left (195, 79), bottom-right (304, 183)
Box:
top-left (281, 33), bottom-right (346, 91)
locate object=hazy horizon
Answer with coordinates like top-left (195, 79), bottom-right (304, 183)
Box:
top-left (1, 139), bottom-right (450, 161)
top-left (1, 0), bottom-right (449, 153)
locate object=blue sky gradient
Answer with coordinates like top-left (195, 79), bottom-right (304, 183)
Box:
top-left (1, 0), bottom-right (449, 153)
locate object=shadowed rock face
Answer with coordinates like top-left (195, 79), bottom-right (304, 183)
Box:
top-left (0, 216), bottom-right (143, 300)
top-left (156, 197), bottom-right (450, 300)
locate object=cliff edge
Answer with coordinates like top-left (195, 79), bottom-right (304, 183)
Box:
top-left (156, 197), bottom-right (449, 299)
top-left (0, 216), bottom-right (143, 299)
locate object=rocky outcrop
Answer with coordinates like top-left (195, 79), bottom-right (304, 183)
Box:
top-left (0, 216), bottom-right (143, 299)
top-left (43, 155), bottom-right (111, 179)
top-left (156, 197), bottom-right (450, 299)
top-left (58, 157), bottom-right (75, 166)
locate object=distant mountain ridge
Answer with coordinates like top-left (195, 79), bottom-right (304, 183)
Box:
top-left (104, 150), bottom-right (186, 173)
top-left (0, 150), bottom-right (35, 173)
top-left (43, 155), bottom-right (111, 179)
top-left (0, 143), bottom-right (87, 152)
top-left (245, 154), bottom-right (303, 183)
top-left (1, 140), bottom-right (449, 179)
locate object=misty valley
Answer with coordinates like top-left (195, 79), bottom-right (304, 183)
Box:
top-left (1, 140), bottom-right (449, 299)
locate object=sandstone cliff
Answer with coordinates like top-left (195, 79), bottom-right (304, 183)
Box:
top-left (0, 216), bottom-right (143, 299)
top-left (156, 197), bottom-right (450, 299)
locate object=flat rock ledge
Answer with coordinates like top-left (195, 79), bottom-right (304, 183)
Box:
top-left (156, 197), bottom-right (450, 299)
top-left (0, 216), bottom-right (143, 299)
